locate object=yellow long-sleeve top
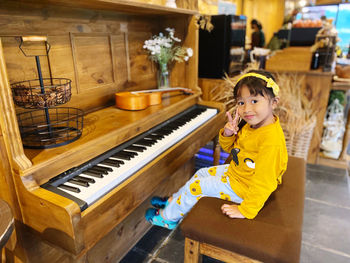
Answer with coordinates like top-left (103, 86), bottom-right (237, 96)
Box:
top-left (219, 116), bottom-right (288, 219)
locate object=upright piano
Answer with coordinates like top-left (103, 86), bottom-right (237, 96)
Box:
top-left (0, 1), bottom-right (226, 262)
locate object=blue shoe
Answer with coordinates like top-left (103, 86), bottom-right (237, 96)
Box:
top-left (150, 196), bottom-right (169, 209)
top-left (145, 208), bottom-right (178, 230)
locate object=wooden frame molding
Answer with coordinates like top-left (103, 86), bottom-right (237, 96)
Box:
top-left (184, 238), bottom-right (261, 263)
top-left (0, 39), bottom-right (32, 172)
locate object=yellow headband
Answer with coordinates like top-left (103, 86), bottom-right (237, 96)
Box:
top-left (236, 72), bottom-right (280, 96)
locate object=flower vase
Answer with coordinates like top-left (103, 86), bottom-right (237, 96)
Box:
top-left (157, 63), bottom-right (170, 89)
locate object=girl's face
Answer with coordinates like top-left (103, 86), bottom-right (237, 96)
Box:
top-left (236, 85), bottom-right (278, 129)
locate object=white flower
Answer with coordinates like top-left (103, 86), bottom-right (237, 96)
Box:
top-left (143, 28), bottom-right (192, 65)
top-left (187, 48), bottom-right (193, 57)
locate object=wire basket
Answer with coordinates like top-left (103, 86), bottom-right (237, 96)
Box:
top-left (11, 78), bottom-right (72, 109)
top-left (17, 107), bottom-right (84, 149)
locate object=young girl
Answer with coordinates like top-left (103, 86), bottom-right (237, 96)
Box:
top-left (145, 70), bottom-right (288, 229)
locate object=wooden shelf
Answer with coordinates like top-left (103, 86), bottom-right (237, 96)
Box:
top-left (317, 156), bottom-right (348, 169)
top-left (25, 0), bottom-right (199, 15)
top-left (332, 81), bottom-right (350, 91)
top-left (22, 92), bottom-right (201, 184)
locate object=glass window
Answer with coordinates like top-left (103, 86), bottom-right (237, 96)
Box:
top-left (296, 5), bottom-right (338, 25)
top-left (336, 4), bottom-right (350, 54)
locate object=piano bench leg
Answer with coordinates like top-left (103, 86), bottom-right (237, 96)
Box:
top-left (184, 238), bottom-right (202, 263)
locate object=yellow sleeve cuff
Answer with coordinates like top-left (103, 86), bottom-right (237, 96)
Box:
top-left (219, 128), bottom-right (236, 153)
top-left (237, 204), bottom-right (257, 219)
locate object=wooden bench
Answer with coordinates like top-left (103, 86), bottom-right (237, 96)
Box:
top-left (180, 156), bottom-right (305, 263)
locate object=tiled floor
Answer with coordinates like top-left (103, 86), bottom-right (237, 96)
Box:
top-left (120, 163), bottom-right (350, 263)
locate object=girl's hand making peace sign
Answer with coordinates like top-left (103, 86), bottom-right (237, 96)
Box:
top-left (223, 111), bottom-right (240, 137)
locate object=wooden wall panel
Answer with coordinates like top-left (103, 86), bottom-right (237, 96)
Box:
top-left (70, 33), bottom-right (115, 93)
top-left (128, 30), bottom-right (156, 90)
top-left (111, 34), bottom-right (127, 84)
top-left (163, 17), bottom-right (188, 89)
top-left (47, 36), bottom-right (76, 87)
top-left (0, 1), bottom-right (190, 114)
top-left (2, 38), bottom-right (51, 84)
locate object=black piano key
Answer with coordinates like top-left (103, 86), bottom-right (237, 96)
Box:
top-left (68, 176), bottom-right (89, 187)
top-left (75, 175), bottom-right (95, 184)
top-left (143, 136), bottom-right (159, 142)
top-left (160, 127), bottom-right (174, 132)
top-left (68, 179), bottom-right (89, 187)
top-left (89, 167), bottom-right (109, 174)
top-left (152, 130), bottom-right (170, 136)
top-left (116, 150), bottom-right (137, 157)
top-left (86, 169), bottom-right (104, 175)
top-left (111, 153), bottom-right (131, 160)
top-left (157, 128), bottom-right (172, 134)
top-left (175, 119), bottom-right (189, 125)
top-left (165, 123), bottom-right (180, 129)
top-left (171, 120), bottom-right (186, 126)
top-left (147, 134), bottom-right (164, 140)
top-left (124, 152), bottom-right (138, 158)
top-left (58, 184), bottom-right (81, 193)
top-left (127, 145), bottom-right (147, 152)
top-left (82, 171), bottom-right (104, 178)
top-left (122, 150), bottom-right (138, 157)
top-left (100, 159), bottom-right (120, 167)
top-left (179, 116), bottom-right (194, 121)
top-left (94, 165), bottom-right (113, 172)
top-left (134, 139), bottom-right (154, 147)
top-left (144, 138), bottom-right (158, 143)
top-left (105, 158), bottom-right (124, 165)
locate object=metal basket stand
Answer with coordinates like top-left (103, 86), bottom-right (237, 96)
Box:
top-left (11, 36), bottom-right (84, 149)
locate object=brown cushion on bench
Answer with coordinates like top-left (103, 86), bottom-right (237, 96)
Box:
top-left (180, 156), bottom-right (305, 263)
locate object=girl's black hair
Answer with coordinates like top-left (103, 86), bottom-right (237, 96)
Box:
top-left (233, 70), bottom-right (277, 100)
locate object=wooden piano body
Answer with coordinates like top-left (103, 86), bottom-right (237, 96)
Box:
top-left (0, 1), bottom-right (225, 262)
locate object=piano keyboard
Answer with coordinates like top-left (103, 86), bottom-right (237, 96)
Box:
top-left (42, 105), bottom-right (218, 211)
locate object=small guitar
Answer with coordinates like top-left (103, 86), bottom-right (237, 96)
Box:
top-left (115, 87), bottom-right (193, 111)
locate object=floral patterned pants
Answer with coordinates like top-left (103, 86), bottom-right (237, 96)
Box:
top-left (162, 164), bottom-right (243, 222)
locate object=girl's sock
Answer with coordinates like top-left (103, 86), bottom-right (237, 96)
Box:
top-left (145, 208), bottom-right (178, 230)
top-left (150, 196), bottom-right (169, 209)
